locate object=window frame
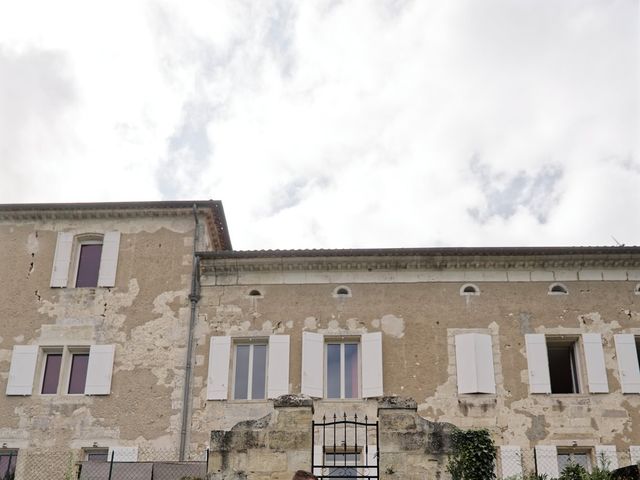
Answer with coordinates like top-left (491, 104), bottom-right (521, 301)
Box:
top-left (546, 336), bottom-right (584, 394)
top-left (0, 449), bottom-right (18, 479)
top-left (323, 446), bottom-right (362, 478)
top-left (40, 348), bottom-right (64, 395)
top-left (39, 346), bottom-right (92, 396)
top-left (231, 339), bottom-right (269, 401)
top-left (324, 337), bottom-right (361, 400)
top-left (83, 448), bottom-right (109, 462)
top-left (66, 347), bottom-right (91, 395)
top-left (557, 448), bottom-right (592, 473)
top-left (71, 235), bottom-right (104, 288)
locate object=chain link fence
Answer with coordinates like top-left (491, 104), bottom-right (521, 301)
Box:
top-left (497, 448), bottom-right (639, 479)
top-left (9, 447), bottom-right (207, 480)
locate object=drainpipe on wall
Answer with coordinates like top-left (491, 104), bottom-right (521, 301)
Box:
top-left (179, 204), bottom-right (201, 461)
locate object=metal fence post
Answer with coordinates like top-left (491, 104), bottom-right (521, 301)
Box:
top-left (108, 450), bottom-right (115, 480)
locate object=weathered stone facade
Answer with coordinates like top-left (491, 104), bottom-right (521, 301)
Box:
top-left (1, 201), bottom-right (640, 480)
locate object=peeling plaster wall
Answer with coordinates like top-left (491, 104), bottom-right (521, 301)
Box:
top-left (194, 278), bottom-right (640, 460)
top-left (0, 214), bottom-right (208, 478)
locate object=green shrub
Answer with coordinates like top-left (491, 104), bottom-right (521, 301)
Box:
top-left (447, 428), bottom-right (497, 480)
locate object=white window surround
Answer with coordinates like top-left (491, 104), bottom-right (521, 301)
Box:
top-left (231, 341), bottom-right (268, 400)
top-left (548, 282), bottom-right (569, 295)
top-left (325, 340), bottom-right (360, 399)
top-left (207, 335), bottom-right (290, 401)
top-left (6, 344), bottom-right (115, 396)
top-left (459, 283), bottom-right (480, 296)
top-left (301, 331), bottom-right (383, 399)
top-left (50, 231), bottom-right (120, 288)
top-left (332, 286), bottom-right (352, 298)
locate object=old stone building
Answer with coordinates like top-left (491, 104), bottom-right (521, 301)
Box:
top-left (1, 200), bottom-right (640, 479)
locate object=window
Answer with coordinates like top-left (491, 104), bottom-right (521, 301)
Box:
top-left (50, 231), bottom-right (120, 288)
top-left (0, 450), bottom-right (18, 479)
top-left (326, 341), bottom-right (359, 399)
top-left (549, 283), bottom-right (568, 295)
top-left (454, 333), bottom-right (496, 394)
top-left (68, 352), bottom-right (89, 394)
top-left (301, 332), bottom-right (382, 399)
top-left (557, 449), bottom-right (591, 473)
top-left (614, 334), bottom-right (640, 393)
top-left (84, 448), bottom-right (109, 462)
top-left (324, 449), bottom-right (361, 479)
top-left (75, 241), bottom-right (103, 287)
top-left (333, 286), bottom-right (352, 298)
top-left (41, 351), bottom-right (63, 394)
top-left (5, 344), bottom-right (115, 397)
top-left (460, 284), bottom-right (480, 296)
top-left (232, 343), bottom-right (267, 400)
top-left (547, 339), bottom-right (580, 394)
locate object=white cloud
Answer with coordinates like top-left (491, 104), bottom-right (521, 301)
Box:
top-left (0, 0), bottom-right (637, 248)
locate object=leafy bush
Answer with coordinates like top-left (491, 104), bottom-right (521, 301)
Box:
top-left (559, 462), bottom-right (587, 480)
top-left (447, 428), bottom-right (497, 480)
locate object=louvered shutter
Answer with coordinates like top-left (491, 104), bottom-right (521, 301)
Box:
top-left (525, 334), bottom-right (551, 393)
top-left (595, 445), bottom-right (618, 470)
top-left (361, 332), bottom-right (383, 398)
top-left (207, 336), bottom-right (231, 400)
top-left (97, 231), bottom-right (120, 287)
top-left (108, 446), bottom-right (138, 462)
top-left (301, 332), bottom-right (323, 398)
top-left (50, 232), bottom-right (73, 287)
top-left (500, 446), bottom-right (523, 479)
top-left (582, 334), bottom-right (609, 393)
top-left (85, 345), bottom-right (115, 395)
top-left (614, 334), bottom-right (640, 393)
top-left (455, 333), bottom-right (496, 394)
top-left (535, 445), bottom-right (559, 478)
top-left (6, 345), bottom-right (38, 395)
top-left (267, 335), bottom-right (290, 399)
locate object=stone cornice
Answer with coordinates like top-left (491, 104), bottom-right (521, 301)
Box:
top-left (200, 252), bottom-right (640, 275)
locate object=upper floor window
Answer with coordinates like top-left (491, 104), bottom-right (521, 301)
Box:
top-left (233, 342), bottom-right (267, 400)
top-left (6, 344), bottom-right (115, 396)
top-left (326, 341), bottom-right (359, 399)
top-left (525, 333), bottom-right (609, 394)
top-left (613, 334), bottom-right (640, 393)
top-left (206, 335), bottom-right (290, 401)
top-left (332, 286), bottom-right (352, 298)
top-left (460, 284), bottom-right (480, 296)
top-left (50, 231), bottom-right (121, 288)
top-left (548, 283), bottom-right (568, 295)
top-left (301, 332), bottom-right (383, 399)
top-left (454, 333), bottom-right (496, 394)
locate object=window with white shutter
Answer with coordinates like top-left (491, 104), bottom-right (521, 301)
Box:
top-left (455, 333), bottom-right (496, 394)
top-left (267, 335), bottom-right (290, 399)
top-left (361, 332), bottom-right (383, 398)
top-left (535, 445), bottom-right (559, 478)
top-left (97, 231), bottom-right (120, 287)
top-left (500, 446), bottom-right (522, 479)
top-left (50, 232), bottom-right (74, 287)
top-left (6, 345), bottom-right (38, 395)
top-left (525, 334), bottom-right (552, 394)
top-left (594, 445), bottom-right (618, 470)
top-left (614, 334), bottom-right (640, 393)
top-left (301, 332), bottom-right (324, 398)
top-left (207, 337), bottom-right (231, 400)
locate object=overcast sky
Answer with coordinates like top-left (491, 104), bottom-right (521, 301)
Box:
top-left (0, 1), bottom-right (638, 249)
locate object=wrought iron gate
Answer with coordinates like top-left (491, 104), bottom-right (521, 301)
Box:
top-left (311, 414), bottom-right (379, 480)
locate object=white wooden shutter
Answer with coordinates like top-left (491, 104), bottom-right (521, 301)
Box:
top-left (97, 231), bottom-right (120, 287)
top-left (525, 334), bottom-right (551, 393)
top-left (207, 336), bottom-right (231, 400)
top-left (267, 335), bottom-right (290, 399)
top-left (6, 345), bottom-right (38, 395)
top-left (535, 445), bottom-right (559, 478)
top-left (312, 445), bottom-right (323, 477)
top-left (582, 333), bottom-right (609, 393)
top-left (361, 332), bottom-right (383, 398)
top-left (301, 332), bottom-right (324, 398)
top-left (500, 446), bottom-right (523, 479)
top-left (363, 446), bottom-right (378, 477)
top-left (629, 446), bottom-right (640, 465)
top-left (455, 333), bottom-right (496, 394)
top-left (108, 446), bottom-right (138, 462)
top-left (85, 345), bottom-right (115, 395)
top-left (614, 334), bottom-right (640, 393)
top-left (595, 445), bottom-right (618, 470)
top-left (50, 232), bottom-right (73, 287)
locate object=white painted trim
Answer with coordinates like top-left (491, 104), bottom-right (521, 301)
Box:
top-left (460, 283), bottom-right (480, 295)
top-left (548, 282), bottom-right (569, 295)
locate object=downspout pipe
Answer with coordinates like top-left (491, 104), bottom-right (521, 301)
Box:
top-left (179, 204), bottom-right (201, 461)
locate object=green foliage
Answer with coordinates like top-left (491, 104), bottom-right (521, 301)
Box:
top-left (447, 428), bottom-right (497, 480)
top-left (559, 462), bottom-right (587, 480)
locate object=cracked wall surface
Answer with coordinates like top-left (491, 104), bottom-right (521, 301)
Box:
top-left (0, 214), bottom-right (208, 479)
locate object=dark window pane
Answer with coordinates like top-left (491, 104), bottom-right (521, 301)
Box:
top-left (68, 354), bottom-right (89, 394)
top-left (234, 345), bottom-right (250, 399)
top-left (42, 353), bottom-right (62, 394)
top-left (76, 244), bottom-right (103, 287)
top-left (87, 451), bottom-right (109, 462)
top-left (548, 344), bottom-right (577, 393)
top-left (327, 344), bottom-right (341, 398)
top-left (344, 344), bottom-right (358, 398)
top-left (251, 345), bottom-right (267, 400)
top-left (0, 452), bottom-right (17, 478)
